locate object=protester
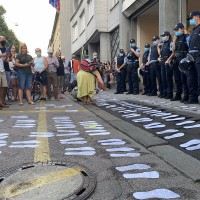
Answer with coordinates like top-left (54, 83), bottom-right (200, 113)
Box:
top-left (15, 43), bottom-right (35, 105)
top-left (46, 47), bottom-right (59, 100)
top-left (77, 59), bottom-right (105, 104)
top-left (0, 35), bottom-right (9, 108)
top-left (33, 48), bottom-right (48, 100)
top-left (62, 56), bottom-right (70, 93)
top-left (56, 50), bottom-right (65, 99)
top-left (8, 46), bottom-right (18, 101)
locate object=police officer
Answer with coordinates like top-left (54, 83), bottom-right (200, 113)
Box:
top-left (186, 11), bottom-right (200, 104)
top-left (118, 39), bottom-right (140, 95)
top-left (147, 36), bottom-right (163, 96)
top-left (167, 23), bottom-right (189, 102)
top-left (114, 49), bottom-right (126, 94)
top-left (158, 31), bottom-right (173, 99)
top-left (140, 43), bottom-right (151, 95)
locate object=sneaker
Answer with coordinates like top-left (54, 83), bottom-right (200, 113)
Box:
top-left (133, 92), bottom-right (139, 95)
top-left (141, 92), bottom-right (148, 95)
top-left (126, 92), bottom-right (133, 95)
top-left (114, 92), bottom-right (123, 94)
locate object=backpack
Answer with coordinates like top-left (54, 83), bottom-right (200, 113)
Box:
top-left (80, 59), bottom-right (97, 72)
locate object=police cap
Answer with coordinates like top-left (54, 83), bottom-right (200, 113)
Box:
top-left (152, 36), bottom-right (160, 41)
top-left (160, 31), bottom-right (171, 37)
top-left (144, 43), bottom-right (150, 48)
top-left (130, 39), bottom-right (135, 43)
top-left (187, 11), bottom-right (200, 20)
top-left (173, 23), bottom-right (184, 30)
top-left (119, 49), bottom-right (124, 53)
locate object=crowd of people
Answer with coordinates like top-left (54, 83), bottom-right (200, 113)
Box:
top-left (114, 11), bottom-right (200, 104)
top-left (0, 11), bottom-right (200, 108)
top-left (0, 38), bottom-right (83, 109)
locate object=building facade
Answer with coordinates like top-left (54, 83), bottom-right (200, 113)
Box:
top-left (49, 0), bottom-right (200, 63)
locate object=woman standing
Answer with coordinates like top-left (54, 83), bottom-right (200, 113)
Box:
top-left (15, 43), bottom-right (34, 105)
top-left (8, 46), bottom-right (18, 101)
top-left (34, 48), bottom-right (48, 100)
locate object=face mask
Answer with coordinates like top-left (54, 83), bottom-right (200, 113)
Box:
top-left (93, 56), bottom-right (97, 59)
top-left (161, 36), bottom-right (166, 42)
top-left (144, 48), bottom-right (149, 52)
top-left (36, 52), bottom-right (41, 56)
top-left (190, 19), bottom-right (197, 26)
top-left (175, 31), bottom-right (182, 37)
top-left (153, 41), bottom-right (158, 46)
top-left (119, 53), bottom-right (124, 57)
top-left (0, 41), bottom-right (6, 46)
top-left (130, 43), bottom-right (135, 48)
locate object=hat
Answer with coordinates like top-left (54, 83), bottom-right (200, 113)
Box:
top-left (130, 39), bottom-right (135, 43)
top-left (174, 23), bottom-right (184, 30)
top-left (152, 36), bottom-right (160, 41)
top-left (119, 49), bottom-right (124, 53)
top-left (187, 11), bottom-right (200, 20)
top-left (144, 43), bottom-right (150, 48)
top-left (160, 31), bottom-right (171, 37)
top-left (47, 47), bottom-right (53, 53)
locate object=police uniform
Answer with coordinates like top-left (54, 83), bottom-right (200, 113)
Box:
top-left (141, 43), bottom-right (151, 95)
top-left (172, 23), bottom-right (189, 102)
top-left (125, 39), bottom-right (140, 94)
top-left (186, 11), bottom-right (200, 103)
top-left (115, 49), bottom-right (126, 94)
top-left (160, 31), bottom-right (173, 99)
top-left (149, 36), bottom-right (163, 96)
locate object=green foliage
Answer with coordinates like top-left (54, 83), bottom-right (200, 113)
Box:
top-left (0, 5), bottom-right (20, 52)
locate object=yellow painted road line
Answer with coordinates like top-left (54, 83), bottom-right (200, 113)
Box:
top-left (34, 102), bottom-right (50, 162)
top-left (0, 167), bottom-right (81, 198)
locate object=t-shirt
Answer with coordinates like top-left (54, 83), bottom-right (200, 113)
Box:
top-left (16, 53), bottom-right (33, 74)
top-left (0, 47), bottom-right (10, 72)
top-left (68, 59), bottom-right (80, 74)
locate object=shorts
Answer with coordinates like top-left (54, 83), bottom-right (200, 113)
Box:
top-left (17, 72), bottom-right (33, 90)
top-left (5, 71), bottom-right (11, 88)
top-left (10, 71), bottom-right (18, 79)
top-left (36, 71), bottom-right (47, 86)
top-left (57, 76), bottom-right (65, 87)
top-left (0, 72), bottom-right (8, 87)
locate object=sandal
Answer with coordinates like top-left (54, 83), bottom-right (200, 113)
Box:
top-left (19, 102), bottom-right (24, 106)
top-left (28, 101), bottom-right (35, 105)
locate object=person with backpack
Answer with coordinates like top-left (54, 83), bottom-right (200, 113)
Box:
top-left (76, 59), bottom-right (105, 104)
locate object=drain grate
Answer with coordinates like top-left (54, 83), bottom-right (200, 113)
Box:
top-left (0, 162), bottom-right (96, 200)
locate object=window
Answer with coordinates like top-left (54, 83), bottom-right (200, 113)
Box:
top-left (88, 0), bottom-right (94, 21)
top-left (80, 11), bottom-right (86, 34)
top-left (72, 22), bottom-right (78, 41)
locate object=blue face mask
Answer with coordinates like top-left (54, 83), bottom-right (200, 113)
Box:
top-left (153, 41), bottom-right (158, 46)
top-left (130, 43), bottom-right (135, 48)
top-left (161, 36), bottom-right (166, 42)
top-left (119, 53), bottom-right (124, 57)
top-left (93, 56), bottom-right (97, 59)
top-left (144, 48), bottom-right (149, 52)
top-left (175, 31), bottom-right (182, 37)
top-left (190, 19), bottom-right (197, 26)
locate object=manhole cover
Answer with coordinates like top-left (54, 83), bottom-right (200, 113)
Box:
top-left (0, 162), bottom-right (96, 200)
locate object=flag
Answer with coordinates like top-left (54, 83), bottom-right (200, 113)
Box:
top-left (49, 0), bottom-right (60, 12)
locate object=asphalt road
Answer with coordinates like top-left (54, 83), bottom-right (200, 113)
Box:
top-left (0, 94), bottom-right (200, 200)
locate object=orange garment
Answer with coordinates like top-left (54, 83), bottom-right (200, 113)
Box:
top-left (73, 59), bottom-right (80, 74)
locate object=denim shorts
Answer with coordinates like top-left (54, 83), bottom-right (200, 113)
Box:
top-left (17, 72), bottom-right (33, 90)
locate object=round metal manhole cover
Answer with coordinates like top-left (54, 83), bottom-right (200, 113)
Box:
top-left (0, 162), bottom-right (96, 200)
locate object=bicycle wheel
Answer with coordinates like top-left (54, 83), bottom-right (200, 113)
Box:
top-left (7, 87), bottom-right (14, 100)
top-left (31, 81), bottom-right (42, 102)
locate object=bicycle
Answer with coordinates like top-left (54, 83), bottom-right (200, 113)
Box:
top-left (31, 72), bottom-right (42, 102)
top-left (7, 87), bottom-right (15, 101)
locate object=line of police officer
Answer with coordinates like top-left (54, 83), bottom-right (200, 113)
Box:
top-left (114, 10), bottom-right (200, 104)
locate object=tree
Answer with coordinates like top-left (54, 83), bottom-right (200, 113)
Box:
top-left (0, 5), bottom-right (20, 52)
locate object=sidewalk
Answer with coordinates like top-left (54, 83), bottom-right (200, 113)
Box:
top-left (101, 84), bottom-right (200, 116)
